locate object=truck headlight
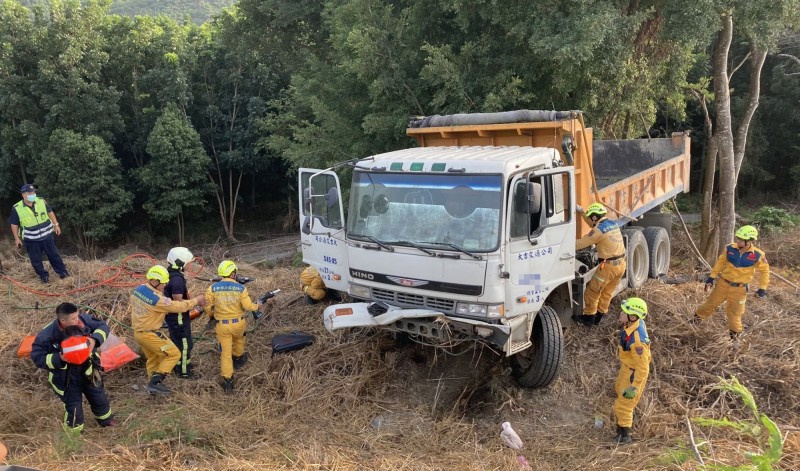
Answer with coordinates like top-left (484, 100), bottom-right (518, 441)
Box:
top-left (455, 302), bottom-right (504, 318)
top-left (350, 284), bottom-right (370, 299)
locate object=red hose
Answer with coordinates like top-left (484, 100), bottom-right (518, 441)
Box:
top-left (1, 253), bottom-right (207, 297)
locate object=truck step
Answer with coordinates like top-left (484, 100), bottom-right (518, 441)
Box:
top-left (509, 340), bottom-right (532, 355)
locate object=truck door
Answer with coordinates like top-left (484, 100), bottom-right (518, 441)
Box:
top-left (506, 168), bottom-right (576, 314)
top-left (298, 168), bottom-right (351, 292)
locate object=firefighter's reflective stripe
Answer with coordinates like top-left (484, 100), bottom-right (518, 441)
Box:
top-left (49, 372), bottom-right (64, 396)
top-left (96, 409), bottom-right (113, 421)
top-left (46, 353), bottom-right (56, 369)
top-left (62, 412), bottom-right (83, 432)
top-left (93, 328), bottom-right (107, 342)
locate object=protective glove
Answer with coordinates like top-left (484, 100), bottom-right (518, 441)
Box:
top-left (704, 277), bottom-right (715, 292)
top-left (756, 289), bottom-right (767, 298)
top-left (92, 368), bottom-right (103, 387)
top-left (622, 386), bottom-right (637, 399)
top-left (576, 204), bottom-right (584, 213)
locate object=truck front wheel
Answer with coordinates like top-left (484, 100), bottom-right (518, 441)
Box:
top-left (511, 306), bottom-right (563, 388)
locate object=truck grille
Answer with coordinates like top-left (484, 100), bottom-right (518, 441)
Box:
top-left (372, 288), bottom-right (455, 313)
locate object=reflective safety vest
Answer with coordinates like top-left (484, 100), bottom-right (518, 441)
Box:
top-left (13, 199), bottom-right (54, 241)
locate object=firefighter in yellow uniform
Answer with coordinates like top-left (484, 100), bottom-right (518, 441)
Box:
top-left (130, 265), bottom-right (206, 395)
top-left (613, 297), bottom-right (651, 444)
top-left (205, 260), bottom-right (263, 394)
top-left (695, 225), bottom-right (769, 340)
top-left (573, 203), bottom-right (626, 326)
top-left (300, 265), bottom-right (327, 303)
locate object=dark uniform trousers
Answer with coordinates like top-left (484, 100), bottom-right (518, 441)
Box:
top-left (61, 364), bottom-right (112, 429)
top-left (165, 312), bottom-right (193, 375)
top-left (25, 236), bottom-right (67, 279)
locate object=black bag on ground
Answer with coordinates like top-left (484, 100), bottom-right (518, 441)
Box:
top-left (271, 331), bottom-right (315, 356)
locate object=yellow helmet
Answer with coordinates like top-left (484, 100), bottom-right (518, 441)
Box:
top-left (146, 265), bottom-right (169, 284)
top-left (735, 225), bottom-right (758, 241)
top-left (621, 297), bottom-right (648, 319)
top-left (585, 202), bottom-right (607, 218)
top-left (217, 260), bottom-right (238, 278)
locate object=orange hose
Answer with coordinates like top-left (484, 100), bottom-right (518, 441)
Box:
top-left (1, 253), bottom-right (207, 298)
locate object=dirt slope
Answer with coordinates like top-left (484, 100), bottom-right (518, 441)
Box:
top-left (0, 230), bottom-right (799, 470)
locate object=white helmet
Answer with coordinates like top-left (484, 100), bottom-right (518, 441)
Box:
top-left (167, 247), bottom-right (194, 270)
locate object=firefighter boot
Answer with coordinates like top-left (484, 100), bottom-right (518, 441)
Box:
top-left (593, 312), bottom-right (606, 326)
top-left (614, 426), bottom-right (632, 444)
top-left (222, 378), bottom-right (234, 395)
top-left (174, 363), bottom-right (195, 379)
top-left (571, 314), bottom-right (594, 327)
top-left (145, 373), bottom-right (172, 395)
top-left (233, 352), bottom-right (249, 371)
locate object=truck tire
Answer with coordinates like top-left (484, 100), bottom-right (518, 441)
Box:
top-left (623, 228), bottom-right (649, 289)
top-left (643, 226), bottom-right (670, 278)
top-left (511, 306), bottom-right (563, 388)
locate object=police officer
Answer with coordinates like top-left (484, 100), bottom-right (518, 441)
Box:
top-left (130, 265), bottom-right (206, 395)
top-left (164, 247), bottom-right (196, 378)
top-left (8, 184), bottom-right (69, 283)
top-left (695, 225), bottom-right (770, 341)
top-left (613, 297), bottom-right (651, 444)
top-left (30, 303), bottom-right (116, 433)
top-left (573, 202), bottom-right (626, 326)
top-left (205, 260), bottom-right (263, 394)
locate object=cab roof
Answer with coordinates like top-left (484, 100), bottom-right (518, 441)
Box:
top-left (362, 146), bottom-right (557, 175)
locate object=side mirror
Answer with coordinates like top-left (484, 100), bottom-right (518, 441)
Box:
top-left (528, 182), bottom-right (542, 214)
top-left (301, 215), bottom-right (312, 235)
top-left (325, 187), bottom-right (339, 208)
top-left (303, 187), bottom-right (313, 212)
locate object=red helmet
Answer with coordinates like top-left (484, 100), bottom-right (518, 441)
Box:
top-left (61, 335), bottom-right (91, 365)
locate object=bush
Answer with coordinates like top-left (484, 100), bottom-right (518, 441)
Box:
top-left (747, 206), bottom-right (799, 235)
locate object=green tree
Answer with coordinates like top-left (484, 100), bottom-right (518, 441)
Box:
top-left (189, 8), bottom-right (286, 240)
top-left (261, 0), bottom-right (699, 173)
top-left (30, 0), bottom-right (122, 142)
top-left (34, 129), bottom-right (133, 254)
top-left (139, 104), bottom-right (211, 244)
top-left (0, 0), bottom-right (44, 193)
top-left (101, 14), bottom-right (197, 168)
top-left (666, 0), bottom-right (800, 257)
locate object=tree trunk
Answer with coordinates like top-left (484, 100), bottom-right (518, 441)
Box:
top-left (711, 14), bottom-right (737, 251)
top-left (692, 89), bottom-right (720, 261)
top-left (733, 48), bottom-right (767, 181)
top-left (177, 211), bottom-right (184, 246)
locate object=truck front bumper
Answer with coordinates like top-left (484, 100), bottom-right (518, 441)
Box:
top-left (324, 302), bottom-right (517, 349)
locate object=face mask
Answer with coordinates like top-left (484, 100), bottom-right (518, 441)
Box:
top-left (26, 194), bottom-right (36, 202)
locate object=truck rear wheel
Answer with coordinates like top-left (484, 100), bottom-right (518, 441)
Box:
top-left (643, 226), bottom-right (670, 278)
top-left (623, 228), bottom-right (649, 289)
top-left (511, 306), bottom-right (563, 388)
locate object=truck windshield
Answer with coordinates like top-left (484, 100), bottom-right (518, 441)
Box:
top-left (347, 172), bottom-right (502, 252)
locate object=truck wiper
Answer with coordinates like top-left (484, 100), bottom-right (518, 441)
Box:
top-left (356, 235), bottom-right (394, 252)
top-left (422, 242), bottom-right (483, 260)
top-left (390, 240), bottom-right (436, 256)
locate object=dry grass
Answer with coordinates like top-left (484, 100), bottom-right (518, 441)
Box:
top-left (0, 233), bottom-right (799, 470)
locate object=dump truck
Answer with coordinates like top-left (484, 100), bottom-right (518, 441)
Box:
top-left (298, 110), bottom-right (690, 388)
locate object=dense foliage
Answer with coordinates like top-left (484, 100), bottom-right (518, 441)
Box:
top-left (19, 0), bottom-right (235, 23)
top-left (0, 0), bottom-right (798, 250)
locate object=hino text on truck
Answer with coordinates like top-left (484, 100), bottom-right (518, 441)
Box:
top-left (298, 110), bottom-right (690, 388)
